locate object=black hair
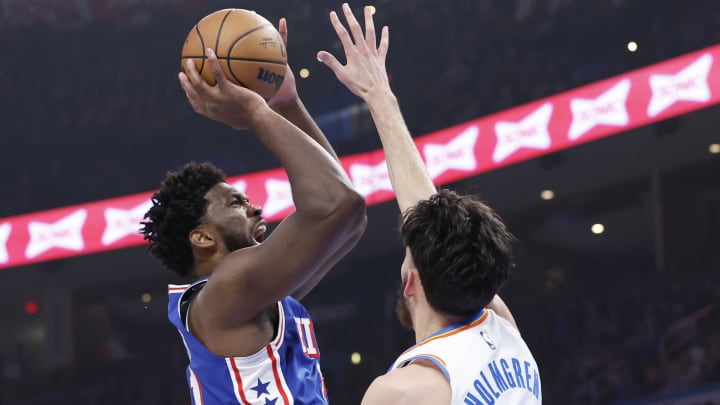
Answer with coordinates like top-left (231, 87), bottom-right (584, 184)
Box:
top-left (400, 189), bottom-right (515, 317)
top-left (140, 162), bottom-right (226, 277)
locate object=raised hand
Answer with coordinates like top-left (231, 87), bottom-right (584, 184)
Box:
top-left (179, 48), bottom-right (268, 130)
top-left (317, 3), bottom-right (390, 100)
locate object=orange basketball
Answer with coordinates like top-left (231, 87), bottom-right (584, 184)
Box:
top-left (181, 9), bottom-right (287, 100)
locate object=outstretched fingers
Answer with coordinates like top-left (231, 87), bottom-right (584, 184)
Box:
top-left (329, 10), bottom-right (354, 55)
top-left (379, 26), bottom-right (389, 61)
top-left (341, 3), bottom-right (365, 48)
top-left (363, 6), bottom-right (377, 51)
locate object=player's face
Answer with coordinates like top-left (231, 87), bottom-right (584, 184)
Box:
top-left (204, 183), bottom-right (266, 252)
top-left (395, 249), bottom-right (414, 329)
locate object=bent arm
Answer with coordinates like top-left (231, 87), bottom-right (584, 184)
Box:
top-left (183, 50), bottom-right (366, 327)
top-left (204, 106), bottom-right (365, 326)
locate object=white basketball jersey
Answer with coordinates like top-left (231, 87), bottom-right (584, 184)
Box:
top-left (388, 308), bottom-right (542, 404)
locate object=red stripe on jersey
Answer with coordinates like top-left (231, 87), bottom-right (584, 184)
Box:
top-left (266, 345), bottom-right (291, 405)
top-left (189, 368), bottom-right (205, 405)
top-left (229, 358), bottom-right (252, 405)
top-left (308, 320), bottom-right (320, 357)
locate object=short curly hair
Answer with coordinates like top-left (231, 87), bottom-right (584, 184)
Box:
top-left (140, 162), bottom-right (226, 277)
top-left (400, 189), bottom-right (515, 317)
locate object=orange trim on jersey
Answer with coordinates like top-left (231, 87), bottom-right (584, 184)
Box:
top-left (266, 345), bottom-right (291, 405)
top-left (410, 353), bottom-right (447, 367)
top-left (400, 310), bottom-right (489, 357)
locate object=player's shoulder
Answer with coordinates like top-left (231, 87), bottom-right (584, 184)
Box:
top-left (361, 361), bottom-right (451, 405)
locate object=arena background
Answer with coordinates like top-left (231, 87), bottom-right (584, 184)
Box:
top-left (0, 0), bottom-right (719, 403)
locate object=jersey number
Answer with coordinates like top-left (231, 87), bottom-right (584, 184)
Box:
top-left (295, 317), bottom-right (320, 358)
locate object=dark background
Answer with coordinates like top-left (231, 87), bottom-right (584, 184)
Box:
top-left (1, 0), bottom-right (719, 403)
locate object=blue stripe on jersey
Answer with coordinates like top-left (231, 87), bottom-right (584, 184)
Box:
top-left (168, 281), bottom-right (328, 404)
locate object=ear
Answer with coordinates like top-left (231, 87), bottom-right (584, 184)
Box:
top-left (189, 226), bottom-right (216, 249)
top-left (403, 270), bottom-right (421, 299)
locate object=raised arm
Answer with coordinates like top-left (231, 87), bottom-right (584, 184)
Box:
top-left (317, 4), bottom-right (435, 214)
top-left (179, 48), bottom-right (366, 326)
top-left (319, 4), bottom-right (518, 329)
top-left (269, 18), bottom-right (366, 299)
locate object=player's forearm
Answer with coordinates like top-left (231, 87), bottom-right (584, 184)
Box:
top-left (365, 89), bottom-right (436, 213)
top-left (272, 98), bottom-right (341, 163)
top-left (248, 106), bottom-right (360, 216)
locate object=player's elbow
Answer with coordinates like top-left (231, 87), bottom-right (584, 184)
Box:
top-left (340, 188), bottom-right (367, 231)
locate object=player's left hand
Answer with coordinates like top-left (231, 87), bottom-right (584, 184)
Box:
top-left (267, 18), bottom-right (298, 109)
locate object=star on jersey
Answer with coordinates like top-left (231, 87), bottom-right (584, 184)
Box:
top-left (492, 103), bottom-right (554, 163)
top-left (647, 53), bottom-right (713, 117)
top-left (349, 161), bottom-right (392, 197)
top-left (0, 222), bottom-right (10, 264)
top-left (101, 200), bottom-right (153, 246)
top-left (568, 79), bottom-right (631, 141)
top-left (262, 179), bottom-right (294, 217)
top-left (264, 397), bottom-right (278, 405)
top-left (25, 209), bottom-right (87, 259)
top-left (250, 378), bottom-right (271, 398)
top-left (423, 125), bottom-right (480, 179)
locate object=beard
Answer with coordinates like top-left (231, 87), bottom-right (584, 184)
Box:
top-left (395, 275), bottom-right (414, 330)
top-left (217, 225), bottom-right (254, 253)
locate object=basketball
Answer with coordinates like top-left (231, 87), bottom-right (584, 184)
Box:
top-left (181, 9), bottom-right (287, 100)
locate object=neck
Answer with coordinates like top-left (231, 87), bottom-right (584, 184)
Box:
top-left (412, 302), bottom-right (465, 343)
top-left (192, 257), bottom-right (220, 280)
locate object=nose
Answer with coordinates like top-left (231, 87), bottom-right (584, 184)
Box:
top-left (249, 204), bottom-right (263, 216)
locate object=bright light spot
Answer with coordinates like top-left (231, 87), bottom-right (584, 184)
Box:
top-left (141, 293), bottom-right (152, 303)
top-left (591, 223), bottom-right (605, 235)
top-left (709, 143), bottom-right (720, 154)
top-left (350, 352), bottom-right (362, 365)
top-left (25, 300), bottom-right (38, 315)
top-left (299, 68), bottom-right (310, 79)
top-left (368, 5), bottom-right (376, 15)
top-left (627, 41), bottom-right (638, 52)
top-left (540, 190), bottom-right (555, 200)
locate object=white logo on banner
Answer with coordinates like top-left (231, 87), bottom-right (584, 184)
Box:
top-left (102, 200), bottom-right (153, 246)
top-left (230, 179), bottom-right (248, 194)
top-left (25, 209), bottom-right (88, 259)
top-left (349, 161), bottom-right (392, 197)
top-left (568, 79), bottom-right (631, 141)
top-left (423, 125), bottom-right (480, 179)
top-left (647, 54), bottom-right (713, 117)
top-left (0, 223), bottom-right (11, 264)
top-left (263, 179), bottom-right (294, 217)
top-left (493, 103), bottom-right (554, 163)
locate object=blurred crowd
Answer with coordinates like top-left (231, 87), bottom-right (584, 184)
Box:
top-left (520, 259), bottom-right (720, 404)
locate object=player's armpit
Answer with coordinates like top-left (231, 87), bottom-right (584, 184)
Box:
top-left (361, 362), bottom-right (451, 405)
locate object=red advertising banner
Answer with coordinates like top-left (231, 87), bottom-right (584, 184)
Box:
top-left (1, 44), bottom-right (719, 269)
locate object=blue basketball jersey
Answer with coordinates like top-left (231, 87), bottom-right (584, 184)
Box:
top-left (168, 280), bottom-right (328, 405)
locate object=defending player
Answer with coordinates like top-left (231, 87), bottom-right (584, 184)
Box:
top-left (318, 4), bottom-right (541, 404)
top-left (142, 19), bottom-right (366, 404)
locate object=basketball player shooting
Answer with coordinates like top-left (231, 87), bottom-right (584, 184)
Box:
top-left (141, 18), bottom-right (367, 404)
top-left (318, 4), bottom-right (542, 404)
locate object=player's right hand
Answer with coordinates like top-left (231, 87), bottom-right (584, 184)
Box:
top-left (317, 3), bottom-right (390, 101)
top-left (179, 48), bottom-right (268, 130)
